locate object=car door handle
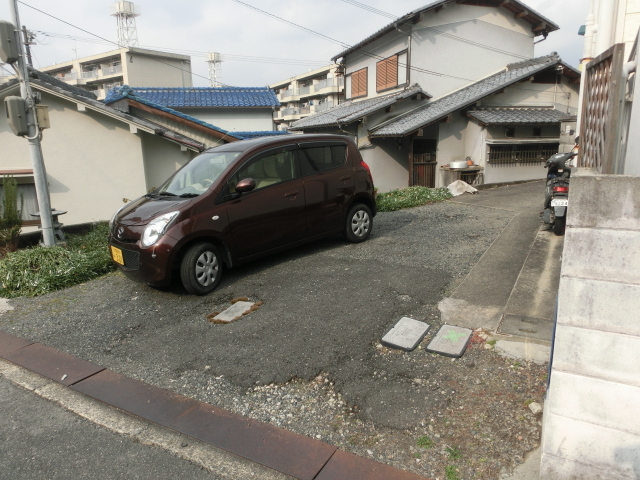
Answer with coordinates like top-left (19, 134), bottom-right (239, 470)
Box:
top-left (339, 175), bottom-right (352, 181)
top-left (284, 190), bottom-right (299, 198)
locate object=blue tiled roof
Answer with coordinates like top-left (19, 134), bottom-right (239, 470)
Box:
top-left (104, 86), bottom-right (284, 141)
top-left (104, 85), bottom-right (239, 138)
top-left (120, 86), bottom-right (280, 108)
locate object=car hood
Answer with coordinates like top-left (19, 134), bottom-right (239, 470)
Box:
top-left (116, 196), bottom-right (192, 226)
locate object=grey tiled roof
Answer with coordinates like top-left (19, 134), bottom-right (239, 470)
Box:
top-left (332, 0), bottom-right (559, 61)
top-left (467, 107), bottom-right (570, 125)
top-left (289, 85), bottom-right (429, 130)
top-left (370, 53), bottom-right (562, 137)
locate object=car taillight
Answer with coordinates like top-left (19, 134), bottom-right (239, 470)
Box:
top-left (360, 160), bottom-right (373, 182)
top-left (553, 186), bottom-right (569, 193)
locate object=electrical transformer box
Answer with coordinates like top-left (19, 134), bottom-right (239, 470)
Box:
top-left (4, 96), bottom-right (29, 136)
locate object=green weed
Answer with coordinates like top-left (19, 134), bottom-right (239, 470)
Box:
top-left (445, 465), bottom-right (460, 480)
top-left (416, 435), bottom-right (435, 449)
top-left (376, 186), bottom-right (452, 212)
top-left (446, 445), bottom-right (462, 460)
top-left (0, 223), bottom-right (115, 298)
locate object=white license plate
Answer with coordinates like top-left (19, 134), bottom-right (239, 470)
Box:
top-left (551, 199), bottom-right (568, 207)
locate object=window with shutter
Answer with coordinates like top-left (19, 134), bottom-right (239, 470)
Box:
top-left (350, 68), bottom-right (367, 98)
top-left (376, 55), bottom-right (399, 92)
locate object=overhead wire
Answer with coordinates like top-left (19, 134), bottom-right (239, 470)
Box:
top-left (341, 0), bottom-right (529, 60)
top-left (17, 1), bottom-right (235, 87)
top-left (230, 0), bottom-right (476, 82)
top-left (34, 31), bottom-right (331, 67)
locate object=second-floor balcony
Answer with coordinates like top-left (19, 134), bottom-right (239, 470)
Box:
top-left (102, 64), bottom-right (123, 76)
top-left (81, 70), bottom-right (99, 79)
top-left (314, 77), bottom-right (344, 92)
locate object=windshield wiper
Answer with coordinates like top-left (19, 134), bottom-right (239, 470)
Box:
top-left (156, 191), bottom-right (177, 197)
top-left (179, 193), bottom-right (200, 198)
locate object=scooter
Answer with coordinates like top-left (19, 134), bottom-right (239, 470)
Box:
top-left (542, 144), bottom-right (577, 236)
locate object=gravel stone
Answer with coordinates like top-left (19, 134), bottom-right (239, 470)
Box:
top-left (0, 193), bottom-right (548, 479)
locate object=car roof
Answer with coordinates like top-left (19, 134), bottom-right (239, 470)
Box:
top-left (204, 133), bottom-right (352, 153)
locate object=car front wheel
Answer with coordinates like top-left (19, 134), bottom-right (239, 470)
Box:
top-left (180, 242), bottom-right (223, 295)
top-left (345, 204), bottom-right (373, 243)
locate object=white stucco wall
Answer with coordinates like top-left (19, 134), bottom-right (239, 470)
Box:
top-left (435, 112), bottom-right (467, 187)
top-left (360, 138), bottom-right (410, 193)
top-left (345, 31), bottom-right (409, 100)
top-left (0, 87), bottom-right (188, 228)
top-left (141, 134), bottom-right (191, 192)
top-left (480, 76), bottom-right (580, 114)
top-left (174, 107), bottom-right (274, 132)
top-left (125, 52), bottom-right (192, 88)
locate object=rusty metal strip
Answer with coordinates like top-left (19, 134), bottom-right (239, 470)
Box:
top-left (0, 331), bottom-right (34, 357)
top-left (3, 343), bottom-right (104, 386)
top-left (72, 370), bottom-right (336, 480)
top-left (314, 450), bottom-right (429, 480)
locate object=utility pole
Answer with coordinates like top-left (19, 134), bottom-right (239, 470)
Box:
top-left (7, 0), bottom-right (55, 246)
top-left (21, 25), bottom-right (32, 67)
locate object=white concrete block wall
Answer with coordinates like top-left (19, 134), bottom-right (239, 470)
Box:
top-left (540, 172), bottom-right (640, 479)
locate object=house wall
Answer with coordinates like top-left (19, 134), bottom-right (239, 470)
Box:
top-left (4, 92), bottom-right (148, 227)
top-left (411, 4), bottom-right (534, 99)
top-left (174, 107), bottom-right (274, 132)
top-left (540, 172), bottom-right (640, 479)
top-left (345, 30), bottom-right (409, 100)
top-left (479, 76), bottom-right (580, 114)
top-left (436, 112), bottom-right (467, 187)
top-left (141, 134), bottom-right (191, 191)
top-left (361, 138), bottom-right (411, 193)
top-left (124, 52), bottom-right (192, 88)
top-left (343, 3), bottom-right (536, 101)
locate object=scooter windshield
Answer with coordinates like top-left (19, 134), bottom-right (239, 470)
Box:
top-left (155, 151), bottom-right (241, 197)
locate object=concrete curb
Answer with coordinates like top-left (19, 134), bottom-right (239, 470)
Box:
top-left (0, 331), bottom-right (428, 480)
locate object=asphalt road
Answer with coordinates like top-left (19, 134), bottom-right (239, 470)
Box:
top-left (0, 376), bottom-right (219, 480)
top-left (0, 185), bottom-right (538, 430)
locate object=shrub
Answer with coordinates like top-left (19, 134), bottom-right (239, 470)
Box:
top-left (0, 175), bottom-right (23, 257)
top-left (376, 186), bottom-right (452, 212)
top-left (0, 223), bottom-right (114, 298)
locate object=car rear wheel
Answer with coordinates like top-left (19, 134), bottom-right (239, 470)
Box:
top-left (180, 242), bottom-right (222, 295)
top-left (345, 204), bottom-right (373, 243)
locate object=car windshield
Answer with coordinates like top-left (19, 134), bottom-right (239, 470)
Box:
top-left (154, 151), bottom-right (241, 197)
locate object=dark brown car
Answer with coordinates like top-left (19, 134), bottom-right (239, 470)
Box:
top-left (108, 134), bottom-right (376, 295)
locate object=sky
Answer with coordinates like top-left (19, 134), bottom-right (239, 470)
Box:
top-left (0, 0), bottom-right (589, 88)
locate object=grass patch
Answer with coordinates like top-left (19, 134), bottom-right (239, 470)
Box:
top-left (416, 435), bottom-right (435, 449)
top-left (445, 465), bottom-right (460, 480)
top-left (446, 445), bottom-right (462, 460)
top-left (0, 223), bottom-right (115, 298)
top-left (376, 186), bottom-right (452, 212)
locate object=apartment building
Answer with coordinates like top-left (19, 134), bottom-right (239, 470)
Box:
top-left (38, 46), bottom-right (192, 100)
top-left (270, 64), bottom-right (343, 131)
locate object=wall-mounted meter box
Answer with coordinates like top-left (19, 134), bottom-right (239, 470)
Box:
top-left (4, 96), bottom-right (28, 136)
top-left (35, 104), bottom-right (50, 129)
top-left (0, 20), bottom-right (19, 64)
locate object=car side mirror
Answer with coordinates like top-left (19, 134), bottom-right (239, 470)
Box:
top-left (235, 178), bottom-right (256, 193)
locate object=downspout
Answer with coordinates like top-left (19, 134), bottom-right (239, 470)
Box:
top-left (595, 0), bottom-right (616, 55)
top-left (576, 0), bottom-right (597, 133)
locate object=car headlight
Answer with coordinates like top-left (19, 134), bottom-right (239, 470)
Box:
top-left (141, 211), bottom-right (179, 247)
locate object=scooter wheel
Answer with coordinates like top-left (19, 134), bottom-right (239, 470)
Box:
top-left (553, 216), bottom-right (566, 236)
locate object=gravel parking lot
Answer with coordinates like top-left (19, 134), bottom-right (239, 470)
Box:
top-left (1, 187), bottom-right (548, 479)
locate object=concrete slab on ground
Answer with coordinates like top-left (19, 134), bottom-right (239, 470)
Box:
top-left (381, 317), bottom-right (430, 351)
top-left (426, 325), bottom-right (472, 358)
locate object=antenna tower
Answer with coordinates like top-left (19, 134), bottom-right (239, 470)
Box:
top-left (207, 52), bottom-right (223, 87)
top-left (111, 1), bottom-right (141, 48)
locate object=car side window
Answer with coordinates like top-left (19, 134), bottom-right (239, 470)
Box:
top-left (228, 147), bottom-right (299, 193)
top-left (299, 143), bottom-right (347, 176)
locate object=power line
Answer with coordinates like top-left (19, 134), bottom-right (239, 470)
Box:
top-left (342, 0), bottom-right (529, 60)
top-left (340, 0), bottom-right (397, 19)
top-left (34, 31), bottom-right (331, 67)
top-left (17, 1), bottom-right (234, 87)
top-left (231, 0), bottom-right (476, 82)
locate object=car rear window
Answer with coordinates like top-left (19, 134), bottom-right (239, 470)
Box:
top-left (299, 143), bottom-right (347, 176)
